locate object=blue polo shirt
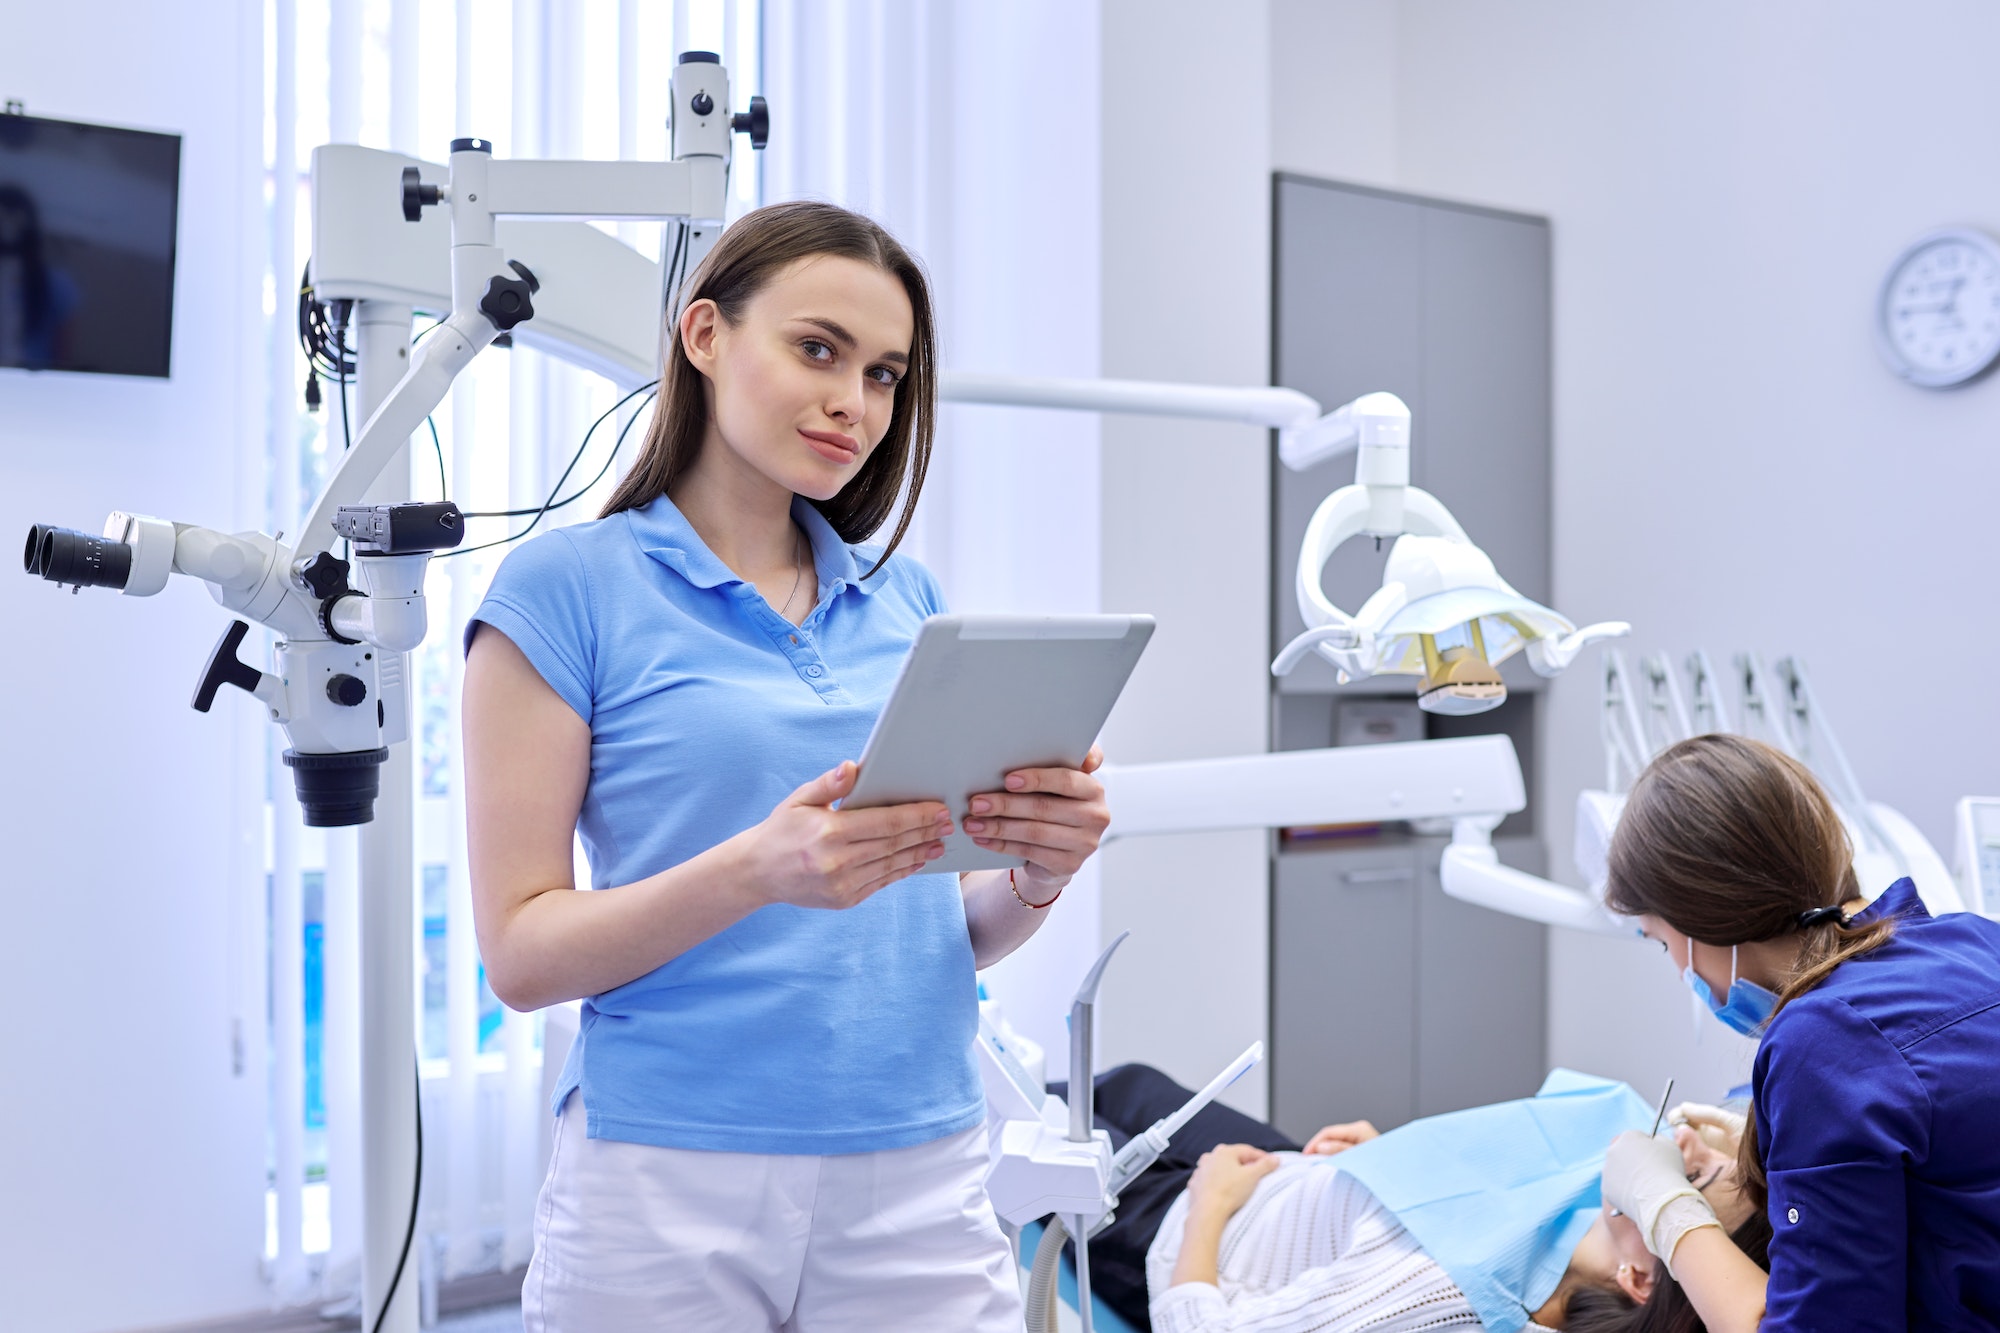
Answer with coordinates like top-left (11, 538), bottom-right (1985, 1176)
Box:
top-left (465, 492), bottom-right (982, 1155)
top-left (1754, 878), bottom-right (2000, 1330)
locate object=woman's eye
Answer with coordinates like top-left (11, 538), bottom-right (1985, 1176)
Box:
top-left (801, 339), bottom-right (833, 361)
top-left (868, 366), bottom-right (902, 388)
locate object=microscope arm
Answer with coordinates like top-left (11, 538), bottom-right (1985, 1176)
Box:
top-left (294, 307), bottom-right (499, 562)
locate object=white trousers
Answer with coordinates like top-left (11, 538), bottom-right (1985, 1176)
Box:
top-left (522, 1096), bottom-right (1023, 1332)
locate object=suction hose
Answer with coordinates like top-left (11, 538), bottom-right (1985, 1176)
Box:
top-left (1025, 1215), bottom-right (1069, 1333)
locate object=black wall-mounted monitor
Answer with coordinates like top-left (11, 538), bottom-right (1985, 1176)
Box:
top-left (0, 109), bottom-right (182, 378)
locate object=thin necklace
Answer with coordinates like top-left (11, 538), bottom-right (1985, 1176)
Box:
top-left (777, 525), bottom-right (809, 621)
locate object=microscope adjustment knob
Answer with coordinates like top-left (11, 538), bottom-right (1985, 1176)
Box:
top-left (401, 166), bottom-right (441, 223)
top-left (296, 550), bottom-right (352, 599)
top-left (479, 260), bottom-right (539, 332)
top-left (732, 96), bottom-right (770, 149)
top-left (326, 673), bottom-right (369, 708)
top-left (690, 90), bottom-right (715, 117)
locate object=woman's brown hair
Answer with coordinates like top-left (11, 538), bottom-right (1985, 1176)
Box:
top-left (600, 200), bottom-right (937, 577)
top-left (1602, 733), bottom-right (1897, 1208)
top-left (1564, 1211), bottom-right (1773, 1333)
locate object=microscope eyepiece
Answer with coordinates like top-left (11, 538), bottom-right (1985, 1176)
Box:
top-left (24, 524), bottom-right (132, 591)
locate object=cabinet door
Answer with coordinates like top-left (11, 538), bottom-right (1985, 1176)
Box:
top-left (1272, 843), bottom-right (1418, 1141)
top-left (1413, 834), bottom-right (1548, 1117)
top-left (1418, 205), bottom-right (1552, 605)
top-left (1272, 179), bottom-right (1423, 690)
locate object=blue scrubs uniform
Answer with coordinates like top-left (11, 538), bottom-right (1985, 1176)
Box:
top-left (465, 493), bottom-right (983, 1156)
top-left (1753, 878), bottom-right (2000, 1330)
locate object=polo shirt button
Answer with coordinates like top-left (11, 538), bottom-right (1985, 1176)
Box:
top-left (806, 665), bottom-right (824, 678)
top-left (1787, 1207), bottom-right (1799, 1224)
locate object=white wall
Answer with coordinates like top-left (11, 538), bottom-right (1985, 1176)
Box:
top-left (0, 2), bottom-right (270, 1330)
top-left (1095, 0), bottom-right (1276, 1117)
top-left (1272, 0), bottom-right (2000, 1103)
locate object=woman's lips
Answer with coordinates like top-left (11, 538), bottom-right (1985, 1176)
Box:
top-left (799, 428), bottom-right (860, 464)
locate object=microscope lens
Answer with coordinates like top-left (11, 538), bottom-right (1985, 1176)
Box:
top-left (24, 524), bottom-right (133, 591)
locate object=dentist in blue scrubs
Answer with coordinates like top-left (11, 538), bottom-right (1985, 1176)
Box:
top-left (1595, 733), bottom-right (2000, 1332)
top-left (460, 201), bottom-right (1109, 1332)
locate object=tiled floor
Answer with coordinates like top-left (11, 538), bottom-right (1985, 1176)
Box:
top-left (436, 1305), bottom-right (520, 1332)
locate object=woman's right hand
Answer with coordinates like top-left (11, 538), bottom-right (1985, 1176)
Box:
top-left (1304, 1119), bottom-right (1380, 1156)
top-left (738, 761), bottom-right (953, 910)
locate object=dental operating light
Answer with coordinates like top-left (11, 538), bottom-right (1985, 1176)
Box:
top-left (1265, 390), bottom-right (1629, 715)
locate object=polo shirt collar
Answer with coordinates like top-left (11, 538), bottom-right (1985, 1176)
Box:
top-left (1853, 876), bottom-right (1928, 926)
top-left (626, 491), bottom-right (880, 596)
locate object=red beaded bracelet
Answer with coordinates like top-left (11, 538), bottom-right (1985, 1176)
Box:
top-left (1009, 866), bottom-right (1062, 910)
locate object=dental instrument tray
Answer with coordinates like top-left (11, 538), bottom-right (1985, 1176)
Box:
top-left (843, 614), bottom-right (1155, 874)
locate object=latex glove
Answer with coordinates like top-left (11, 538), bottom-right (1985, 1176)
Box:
top-left (1603, 1131), bottom-right (1720, 1270)
top-left (1669, 1102), bottom-right (1746, 1156)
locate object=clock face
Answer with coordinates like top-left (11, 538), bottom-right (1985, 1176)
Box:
top-left (1878, 229), bottom-right (2000, 388)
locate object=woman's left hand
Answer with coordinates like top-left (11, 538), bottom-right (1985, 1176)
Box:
top-left (964, 745), bottom-right (1110, 897)
top-left (1186, 1144), bottom-right (1281, 1220)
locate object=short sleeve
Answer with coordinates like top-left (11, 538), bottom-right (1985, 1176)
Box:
top-left (902, 552), bottom-right (950, 617)
top-left (465, 530), bottom-right (595, 723)
top-left (1756, 994), bottom-right (1931, 1332)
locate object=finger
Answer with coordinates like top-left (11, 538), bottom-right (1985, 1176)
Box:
top-left (962, 816), bottom-right (1095, 853)
top-left (848, 837), bottom-right (948, 881)
top-left (968, 836), bottom-right (1081, 875)
top-left (998, 762), bottom-right (1104, 797)
top-left (1081, 744), bottom-right (1104, 775)
top-left (844, 814), bottom-right (957, 858)
top-left (968, 788), bottom-right (1105, 829)
top-left (1254, 1155), bottom-right (1282, 1176)
top-left (835, 801), bottom-right (954, 843)
top-left (846, 844), bottom-right (950, 900)
top-left (790, 760), bottom-right (857, 808)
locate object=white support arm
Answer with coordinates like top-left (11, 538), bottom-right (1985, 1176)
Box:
top-left (940, 371), bottom-right (1320, 428)
top-left (296, 308), bottom-right (496, 560)
top-left (1440, 817), bottom-right (1628, 935)
top-left (1098, 735), bottom-right (1526, 842)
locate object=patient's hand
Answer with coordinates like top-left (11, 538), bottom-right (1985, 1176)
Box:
top-left (1186, 1144), bottom-right (1280, 1220)
top-left (1304, 1119), bottom-right (1380, 1156)
top-left (1676, 1124), bottom-right (1754, 1231)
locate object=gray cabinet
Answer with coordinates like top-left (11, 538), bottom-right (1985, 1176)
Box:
top-left (1267, 175), bottom-right (1553, 1144)
top-left (1271, 836), bottom-right (1548, 1142)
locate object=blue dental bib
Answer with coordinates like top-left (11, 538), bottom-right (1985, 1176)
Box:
top-left (1332, 1069), bottom-right (1654, 1333)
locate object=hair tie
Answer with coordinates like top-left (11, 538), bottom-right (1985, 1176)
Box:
top-left (1796, 905), bottom-right (1846, 929)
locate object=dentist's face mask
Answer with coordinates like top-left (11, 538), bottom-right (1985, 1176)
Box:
top-left (1684, 942), bottom-right (1778, 1037)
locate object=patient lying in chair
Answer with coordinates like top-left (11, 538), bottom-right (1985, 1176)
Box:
top-left (1048, 1064), bottom-right (1762, 1333)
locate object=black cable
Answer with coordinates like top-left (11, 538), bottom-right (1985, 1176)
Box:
top-left (426, 415), bottom-right (447, 504)
top-left (457, 381), bottom-right (658, 520)
top-left (440, 384), bottom-right (658, 559)
top-left (367, 1059), bottom-right (423, 1333)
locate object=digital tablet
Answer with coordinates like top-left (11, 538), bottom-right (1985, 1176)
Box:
top-left (843, 614), bottom-right (1156, 874)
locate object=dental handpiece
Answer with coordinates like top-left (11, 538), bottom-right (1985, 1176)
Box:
top-left (1106, 1041), bottom-right (1265, 1198)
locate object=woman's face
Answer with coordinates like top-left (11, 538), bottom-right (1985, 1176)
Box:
top-left (682, 253), bottom-right (914, 503)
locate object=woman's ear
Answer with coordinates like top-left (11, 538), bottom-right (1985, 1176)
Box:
top-left (679, 298), bottom-right (721, 375)
top-left (1615, 1259), bottom-right (1658, 1305)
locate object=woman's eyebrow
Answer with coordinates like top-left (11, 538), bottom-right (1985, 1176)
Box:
top-left (795, 315), bottom-right (908, 366)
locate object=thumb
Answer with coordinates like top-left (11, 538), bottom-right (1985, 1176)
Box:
top-left (792, 760), bottom-right (857, 808)
top-left (1254, 1153), bottom-right (1282, 1177)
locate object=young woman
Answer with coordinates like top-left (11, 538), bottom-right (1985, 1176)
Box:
top-left (1598, 733), bottom-right (2000, 1332)
top-left (1052, 1063), bottom-right (1759, 1332)
top-left (461, 201), bottom-right (1110, 1331)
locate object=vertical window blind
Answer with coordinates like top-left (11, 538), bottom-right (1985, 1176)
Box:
top-left (261, 0), bottom-right (760, 1308)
